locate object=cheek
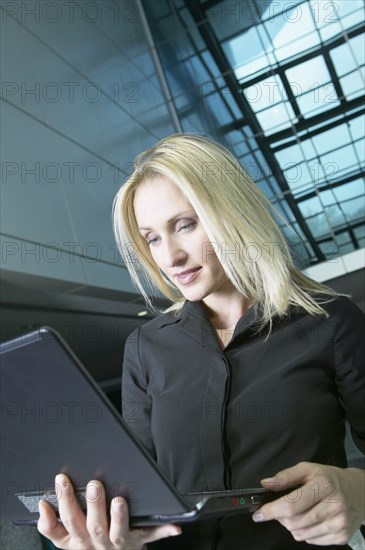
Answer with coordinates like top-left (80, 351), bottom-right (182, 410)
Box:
top-left (193, 232), bottom-right (212, 263)
top-left (207, 255), bottom-right (222, 271)
top-left (204, 249), bottom-right (225, 276)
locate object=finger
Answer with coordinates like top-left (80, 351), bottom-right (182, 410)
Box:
top-left (37, 500), bottom-right (69, 543)
top-left (281, 499), bottom-right (354, 544)
top-left (85, 481), bottom-right (110, 548)
top-left (136, 523), bottom-right (182, 544)
top-left (109, 497), bottom-right (181, 547)
top-left (291, 523), bottom-right (351, 547)
top-left (109, 497), bottom-right (130, 546)
top-left (261, 461), bottom-right (314, 491)
top-left (56, 473), bottom-right (89, 541)
top-left (253, 487), bottom-right (308, 523)
top-left (255, 474), bottom-right (340, 521)
top-left (278, 499), bottom-right (337, 532)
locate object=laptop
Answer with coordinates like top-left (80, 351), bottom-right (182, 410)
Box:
top-left (0, 327), bottom-right (297, 527)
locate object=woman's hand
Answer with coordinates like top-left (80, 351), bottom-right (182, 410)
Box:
top-left (252, 462), bottom-right (365, 546)
top-left (37, 473), bottom-right (182, 550)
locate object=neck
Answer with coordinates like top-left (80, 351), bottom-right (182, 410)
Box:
top-left (202, 289), bottom-right (251, 330)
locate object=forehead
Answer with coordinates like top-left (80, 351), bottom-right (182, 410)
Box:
top-left (133, 176), bottom-right (193, 227)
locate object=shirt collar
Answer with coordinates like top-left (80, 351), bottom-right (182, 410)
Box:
top-left (156, 300), bottom-right (263, 351)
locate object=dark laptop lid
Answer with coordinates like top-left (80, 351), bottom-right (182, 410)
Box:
top-left (0, 327), bottom-right (190, 522)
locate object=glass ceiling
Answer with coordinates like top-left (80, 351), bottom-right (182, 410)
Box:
top-left (144, 0), bottom-right (365, 268)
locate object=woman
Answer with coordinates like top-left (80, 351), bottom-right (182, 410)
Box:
top-left (38, 134), bottom-right (365, 549)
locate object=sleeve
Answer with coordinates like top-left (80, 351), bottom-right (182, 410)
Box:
top-left (333, 297), bottom-right (365, 454)
top-left (121, 327), bottom-right (156, 460)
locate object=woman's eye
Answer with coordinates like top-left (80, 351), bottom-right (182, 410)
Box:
top-left (145, 235), bottom-right (159, 246)
top-left (178, 221), bottom-right (195, 232)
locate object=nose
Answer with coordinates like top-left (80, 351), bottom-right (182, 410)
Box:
top-left (161, 236), bottom-right (187, 269)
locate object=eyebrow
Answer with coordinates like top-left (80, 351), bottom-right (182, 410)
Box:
top-left (138, 210), bottom-right (196, 231)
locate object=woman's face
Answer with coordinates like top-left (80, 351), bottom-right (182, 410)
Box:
top-left (133, 175), bottom-right (232, 304)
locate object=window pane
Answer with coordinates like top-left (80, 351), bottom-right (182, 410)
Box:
top-left (319, 189), bottom-right (337, 206)
top-left (341, 197), bottom-right (365, 223)
top-left (311, 124), bottom-right (351, 155)
top-left (223, 25), bottom-right (273, 80)
top-left (311, 0), bottom-right (365, 41)
top-left (330, 42), bottom-right (360, 78)
top-left (225, 130), bottom-right (245, 145)
top-left (348, 115), bottom-right (365, 141)
top-left (203, 92), bottom-right (235, 125)
top-left (348, 34), bottom-right (365, 67)
top-left (235, 53), bottom-right (276, 81)
top-left (319, 145), bottom-right (359, 177)
top-left (290, 223), bottom-right (307, 242)
top-left (244, 75), bottom-right (288, 112)
top-left (256, 101), bottom-right (296, 134)
top-left (286, 162), bottom-right (314, 191)
top-left (354, 225), bottom-right (365, 241)
top-left (333, 179), bottom-right (365, 202)
top-left (299, 196), bottom-right (322, 217)
top-left (335, 231), bottom-right (351, 245)
top-left (298, 139), bottom-right (317, 160)
top-left (275, 144), bottom-right (305, 167)
top-left (263, 0), bottom-right (303, 22)
top-left (201, 50), bottom-right (222, 79)
top-left (207, 0), bottom-right (262, 41)
top-left (324, 204), bottom-right (346, 228)
top-left (223, 88), bottom-right (244, 119)
top-left (354, 138), bottom-right (365, 164)
top-left (338, 243), bottom-right (355, 255)
top-left (286, 56), bottom-right (331, 93)
top-left (319, 241), bottom-right (339, 260)
top-left (305, 159), bottom-right (329, 186)
top-left (305, 213), bottom-right (331, 238)
top-left (296, 83), bottom-right (340, 117)
top-left (340, 70), bottom-right (365, 101)
top-left (268, 2), bottom-right (320, 63)
top-left (232, 141), bottom-right (249, 157)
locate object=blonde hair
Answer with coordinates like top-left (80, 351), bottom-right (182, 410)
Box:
top-left (113, 133), bottom-right (337, 328)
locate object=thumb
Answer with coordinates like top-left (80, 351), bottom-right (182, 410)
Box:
top-left (260, 461), bottom-right (314, 491)
top-left (37, 500), bottom-right (66, 542)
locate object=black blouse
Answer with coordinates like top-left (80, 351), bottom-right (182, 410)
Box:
top-left (122, 296), bottom-right (365, 549)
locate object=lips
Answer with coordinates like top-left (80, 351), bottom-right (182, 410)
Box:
top-left (174, 267), bottom-right (202, 285)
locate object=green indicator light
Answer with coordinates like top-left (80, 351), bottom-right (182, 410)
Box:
top-left (239, 497), bottom-right (245, 505)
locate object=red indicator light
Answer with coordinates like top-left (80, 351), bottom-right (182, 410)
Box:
top-left (232, 498), bottom-right (239, 506)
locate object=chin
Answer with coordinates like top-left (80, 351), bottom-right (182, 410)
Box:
top-left (181, 293), bottom-right (203, 302)
top-left (176, 276), bottom-right (215, 302)
top-left (180, 287), bottom-right (211, 303)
